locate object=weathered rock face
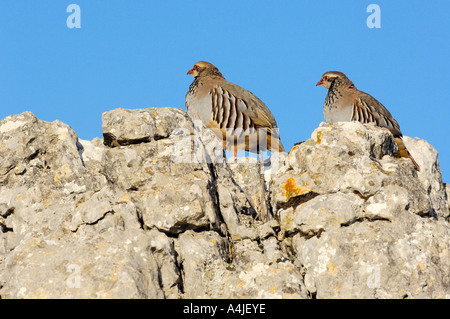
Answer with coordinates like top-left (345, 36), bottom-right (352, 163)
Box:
top-left (0, 109), bottom-right (448, 299)
top-left (273, 122), bottom-right (449, 298)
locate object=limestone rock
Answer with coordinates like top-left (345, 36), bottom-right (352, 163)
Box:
top-left (0, 110), bottom-right (449, 299)
top-left (101, 107), bottom-right (193, 147)
top-left (403, 136), bottom-right (449, 219)
top-left (273, 121), bottom-right (450, 298)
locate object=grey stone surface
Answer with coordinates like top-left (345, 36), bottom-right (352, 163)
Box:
top-left (0, 109), bottom-right (448, 299)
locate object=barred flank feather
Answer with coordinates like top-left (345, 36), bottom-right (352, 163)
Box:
top-left (209, 85), bottom-right (284, 153)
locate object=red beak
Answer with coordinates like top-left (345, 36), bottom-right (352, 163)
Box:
top-left (187, 68), bottom-right (193, 75)
top-left (316, 80), bottom-right (323, 86)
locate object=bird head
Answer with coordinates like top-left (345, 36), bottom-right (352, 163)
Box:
top-left (316, 71), bottom-right (347, 89)
top-left (187, 61), bottom-right (223, 78)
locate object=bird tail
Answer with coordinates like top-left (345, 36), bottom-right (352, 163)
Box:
top-left (394, 137), bottom-right (421, 171)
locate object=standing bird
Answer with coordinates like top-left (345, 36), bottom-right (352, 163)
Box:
top-left (186, 61), bottom-right (285, 222)
top-left (185, 61), bottom-right (284, 157)
top-left (316, 71), bottom-right (420, 171)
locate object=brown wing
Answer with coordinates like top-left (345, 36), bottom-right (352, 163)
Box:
top-left (352, 92), bottom-right (402, 137)
top-left (209, 83), bottom-right (284, 152)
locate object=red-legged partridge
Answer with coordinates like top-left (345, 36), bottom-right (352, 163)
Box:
top-left (316, 71), bottom-right (420, 171)
top-left (186, 61), bottom-right (284, 157)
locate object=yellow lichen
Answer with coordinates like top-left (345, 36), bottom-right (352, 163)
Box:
top-left (326, 262), bottom-right (338, 274)
top-left (316, 131), bottom-right (323, 144)
top-left (416, 263), bottom-right (426, 271)
top-left (117, 192), bottom-right (130, 203)
top-left (282, 177), bottom-right (312, 200)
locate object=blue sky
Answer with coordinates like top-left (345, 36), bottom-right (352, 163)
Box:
top-left (1, 1), bottom-right (449, 182)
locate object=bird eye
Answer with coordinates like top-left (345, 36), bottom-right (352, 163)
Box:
top-left (323, 76), bottom-right (329, 81)
top-left (194, 65), bottom-right (199, 70)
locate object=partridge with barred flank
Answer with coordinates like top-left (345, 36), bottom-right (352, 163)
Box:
top-left (186, 61), bottom-right (285, 157)
top-left (316, 71), bottom-right (420, 171)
